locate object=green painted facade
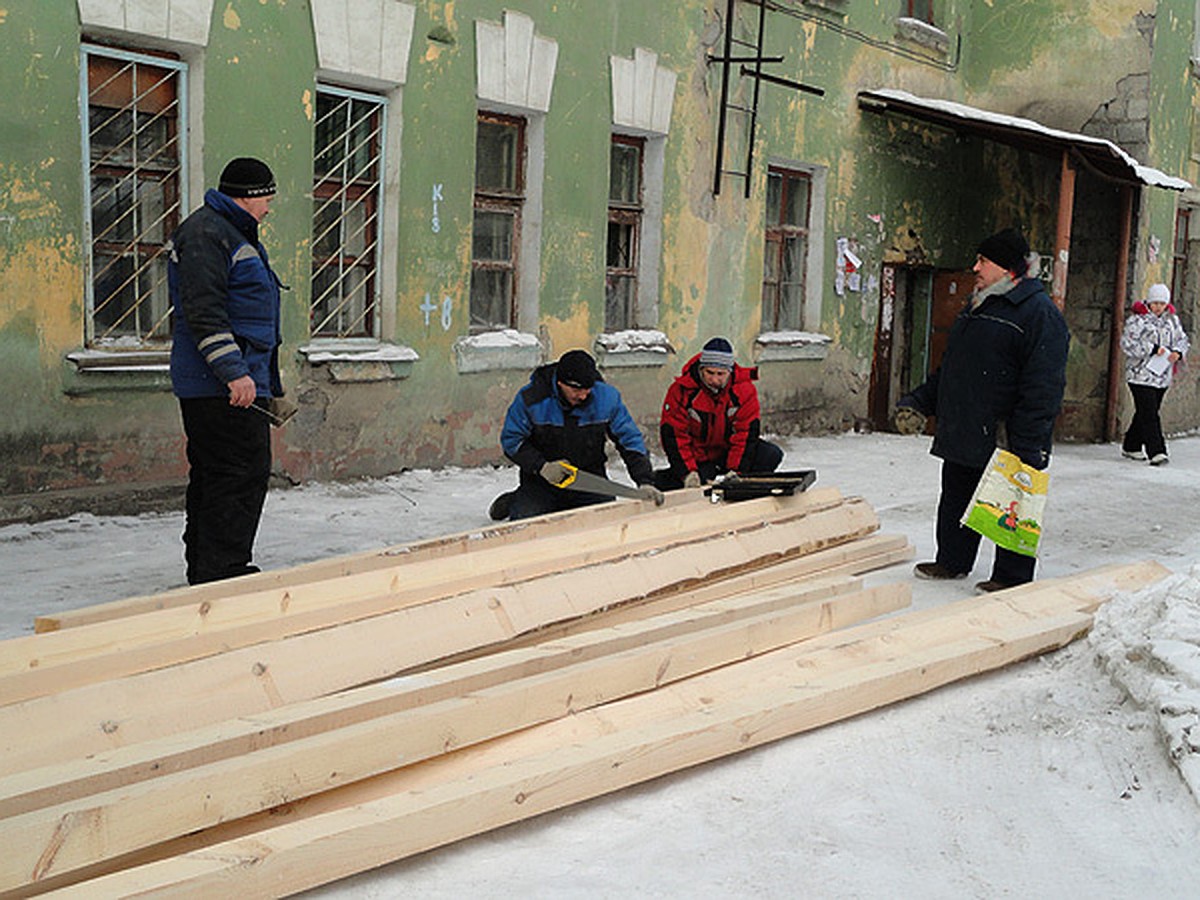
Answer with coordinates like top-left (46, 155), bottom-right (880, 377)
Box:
top-left (0, 0), bottom-right (1196, 513)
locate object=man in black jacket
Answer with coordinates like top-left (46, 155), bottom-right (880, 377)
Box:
top-left (169, 157), bottom-right (284, 584)
top-left (895, 227), bottom-right (1070, 593)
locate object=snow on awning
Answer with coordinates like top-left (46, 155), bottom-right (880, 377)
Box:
top-left (858, 88), bottom-right (1191, 192)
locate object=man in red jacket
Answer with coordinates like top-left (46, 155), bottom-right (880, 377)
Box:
top-left (656, 337), bottom-right (783, 489)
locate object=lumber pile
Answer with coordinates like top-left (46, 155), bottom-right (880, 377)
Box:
top-left (0, 486), bottom-right (1168, 898)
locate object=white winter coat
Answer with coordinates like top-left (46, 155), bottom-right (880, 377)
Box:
top-left (1121, 305), bottom-right (1190, 389)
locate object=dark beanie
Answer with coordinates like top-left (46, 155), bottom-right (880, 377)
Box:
top-left (556, 349), bottom-right (598, 389)
top-left (977, 228), bottom-right (1029, 275)
top-left (218, 157), bottom-right (276, 198)
top-left (699, 337), bottom-right (735, 370)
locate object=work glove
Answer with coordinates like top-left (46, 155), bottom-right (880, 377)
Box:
top-left (893, 405), bottom-right (927, 436)
top-left (637, 484), bottom-right (666, 506)
top-left (540, 459), bottom-right (574, 486)
top-left (683, 470), bottom-right (702, 489)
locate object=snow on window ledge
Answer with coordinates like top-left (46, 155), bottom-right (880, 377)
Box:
top-left (894, 17), bottom-right (950, 55)
top-left (453, 329), bottom-right (543, 374)
top-left (594, 329), bottom-right (675, 368)
top-left (298, 339), bottom-right (419, 383)
top-left (755, 330), bottom-right (832, 362)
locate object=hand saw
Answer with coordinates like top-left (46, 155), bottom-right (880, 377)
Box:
top-left (555, 462), bottom-right (646, 500)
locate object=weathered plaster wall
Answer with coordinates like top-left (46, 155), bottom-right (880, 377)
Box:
top-left (2, 0), bottom-right (1197, 512)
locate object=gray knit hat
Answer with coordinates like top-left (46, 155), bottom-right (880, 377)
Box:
top-left (699, 337), bottom-right (735, 370)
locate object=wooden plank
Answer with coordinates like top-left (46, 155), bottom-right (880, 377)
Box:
top-left (1, 490), bottom-right (855, 705)
top-left (0, 501), bottom-right (880, 772)
top-left (0, 574), bottom-right (873, 818)
top-left (43, 562), bottom-right (1166, 899)
top-left (32, 487), bottom-right (718, 633)
top-left (0, 584), bottom-right (910, 888)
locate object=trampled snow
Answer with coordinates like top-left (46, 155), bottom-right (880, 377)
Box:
top-left (2, 432), bottom-right (1199, 897)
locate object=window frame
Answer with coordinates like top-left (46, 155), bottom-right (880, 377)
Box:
top-left (470, 111), bottom-right (527, 333)
top-left (605, 134), bottom-right (645, 332)
top-left (310, 83), bottom-right (388, 340)
top-left (761, 165), bottom-right (813, 333)
top-left (80, 43), bottom-right (188, 348)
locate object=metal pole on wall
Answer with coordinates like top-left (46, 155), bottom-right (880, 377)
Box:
top-left (1052, 150), bottom-right (1076, 311)
top-left (1105, 185), bottom-right (1135, 443)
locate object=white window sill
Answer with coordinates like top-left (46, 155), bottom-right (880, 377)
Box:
top-left (299, 340), bottom-right (419, 383)
top-left (594, 329), bottom-right (675, 368)
top-left (895, 17), bottom-right (950, 55)
top-left (755, 330), bottom-right (832, 362)
top-left (63, 348), bottom-right (172, 395)
top-left (453, 330), bottom-right (542, 374)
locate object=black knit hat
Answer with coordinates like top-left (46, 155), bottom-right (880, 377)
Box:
top-left (556, 349), bottom-right (598, 389)
top-left (218, 157), bottom-right (277, 198)
top-left (699, 337), bottom-right (735, 370)
top-left (977, 228), bottom-right (1029, 275)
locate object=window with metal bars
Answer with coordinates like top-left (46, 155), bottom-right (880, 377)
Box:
top-left (606, 135), bottom-right (644, 332)
top-left (761, 166), bottom-right (812, 332)
top-left (82, 45), bottom-right (185, 346)
top-left (470, 112), bottom-right (525, 332)
top-left (311, 86), bottom-right (386, 339)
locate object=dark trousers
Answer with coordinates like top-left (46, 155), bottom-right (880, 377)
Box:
top-left (179, 397), bottom-right (271, 585)
top-left (654, 438), bottom-right (784, 490)
top-left (506, 475), bottom-right (612, 520)
top-left (936, 459), bottom-right (1035, 586)
top-left (1122, 383), bottom-right (1168, 458)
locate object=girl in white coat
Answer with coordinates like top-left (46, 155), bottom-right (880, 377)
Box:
top-left (1120, 283), bottom-right (1190, 465)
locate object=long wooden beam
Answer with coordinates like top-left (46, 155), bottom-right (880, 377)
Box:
top-left (0, 490), bottom-right (857, 705)
top-left (0, 501), bottom-right (880, 771)
top-left (0, 574), bottom-right (873, 818)
top-left (2, 584), bottom-right (910, 888)
top-left (33, 488), bottom-right (714, 633)
top-left (40, 562), bottom-right (1167, 898)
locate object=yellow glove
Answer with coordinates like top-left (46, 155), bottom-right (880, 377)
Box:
top-left (540, 459), bottom-right (573, 486)
top-left (893, 406), bottom-right (927, 436)
top-left (637, 484), bottom-right (665, 506)
top-left (683, 470), bottom-right (702, 489)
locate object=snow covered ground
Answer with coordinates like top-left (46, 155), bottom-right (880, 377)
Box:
top-left (2, 431), bottom-right (1199, 898)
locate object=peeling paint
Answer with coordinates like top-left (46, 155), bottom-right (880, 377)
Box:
top-left (223, 4), bottom-right (241, 30)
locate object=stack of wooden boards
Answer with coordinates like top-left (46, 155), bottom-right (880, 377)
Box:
top-left (0, 486), bottom-right (1167, 898)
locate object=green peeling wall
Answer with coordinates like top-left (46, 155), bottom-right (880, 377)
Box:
top-left (1, 0), bottom-right (1197, 509)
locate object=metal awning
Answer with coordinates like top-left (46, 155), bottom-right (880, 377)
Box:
top-left (858, 88), bottom-right (1190, 191)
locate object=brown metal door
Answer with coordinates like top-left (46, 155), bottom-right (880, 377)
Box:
top-left (929, 269), bottom-right (973, 375)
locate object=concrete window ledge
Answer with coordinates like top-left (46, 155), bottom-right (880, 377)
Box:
top-left (594, 329), bottom-right (674, 369)
top-left (754, 330), bottom-right (832, 362)
top-left (299, 340), bottom-right (419, 383)
top-left (453, 330), bottom-right (542, 374)
top-left (63, 348), bottom-right (172, 395)
top-left (894, 17), bottom-right (950, 56)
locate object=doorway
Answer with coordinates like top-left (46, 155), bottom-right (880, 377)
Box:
top-left (868, 264), bottom-right (973, 431)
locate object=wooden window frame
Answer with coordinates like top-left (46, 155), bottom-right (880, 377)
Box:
top-left (470, 111), bottom-right (526, 332)
top-left (606, 134), bottom-right (645, 332)
top-left (761, 166), bottom-right (813, 332)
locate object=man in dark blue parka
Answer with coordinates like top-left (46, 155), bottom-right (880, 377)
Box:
top-left (895, 227), bottom-right (1070, 593)
top-left (489, 349), bottom-right (663, 520)
top-left (169, 157), bottom-right (285, 584)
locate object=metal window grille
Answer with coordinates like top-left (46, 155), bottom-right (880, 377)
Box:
top-left (606, 135), bottom-right (644, 332)
top-left (311, 86), bottom-right (386, 338)
top-left (761, 167), bottom-right (812, 331)
top-left (81, 45), bottom-right (186, 346)
top-left (470, 112), bottom-right (525, 332)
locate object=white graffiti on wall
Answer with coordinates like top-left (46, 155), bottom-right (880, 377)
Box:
top-left (431, 183), bottom-right (443, 234)
top-left (421, 292), bottom-right (454, 331)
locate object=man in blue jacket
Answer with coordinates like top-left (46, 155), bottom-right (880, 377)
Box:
top-left (169, 157), bottom-right (285, 584)
top-left (489, 349), bottom-right (664, 520)
top-left (895, 227), bottom-right (1070, 593)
